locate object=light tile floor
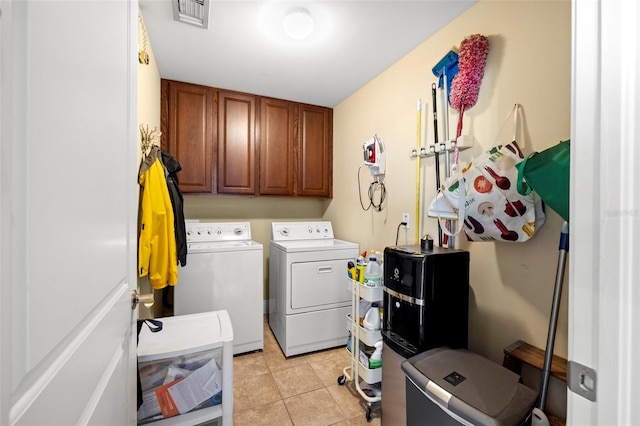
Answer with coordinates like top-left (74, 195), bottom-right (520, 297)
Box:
top-left (232, 316), bottom-right (381, 426)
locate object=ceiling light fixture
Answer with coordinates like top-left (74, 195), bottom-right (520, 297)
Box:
top-left (283, 8), bottom-right (314, 40)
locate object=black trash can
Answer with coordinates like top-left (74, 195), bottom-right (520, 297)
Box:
top-left (401, 347), bottom-right (537, 426)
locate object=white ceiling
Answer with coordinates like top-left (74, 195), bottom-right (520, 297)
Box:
top-left (139, 1), bottom-right (477, 108)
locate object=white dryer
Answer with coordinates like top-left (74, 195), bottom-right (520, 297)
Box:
top-left (174, 222), bottom-right (263, 355)
top-left (269, 221), bottom-right (359, 357)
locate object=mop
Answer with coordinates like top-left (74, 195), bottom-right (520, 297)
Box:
top-left (432, 50), bottom-right (459, 102)
top-left (515, 140), bottom-right (571, 424)
top-left (431, 50), bottom-right (458, 246)
top-left (529, 222), bottom-right (569, 426)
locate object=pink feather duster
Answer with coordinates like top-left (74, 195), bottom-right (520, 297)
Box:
top-left (449, 34), bottom-right (489, 169)
top-left (450, 34), bottom-right (489, 114)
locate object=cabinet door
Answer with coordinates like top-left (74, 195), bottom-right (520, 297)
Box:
top-left (164, 80), bottom-right (216, 193)
top-left (217, 90), bottom-right (257, 194)
top-left (259, 98), bottom-right (296, 195)
top-left (298, 104), bottom-right (333, 197)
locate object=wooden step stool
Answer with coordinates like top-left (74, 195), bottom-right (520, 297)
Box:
top-left (502, 340), bottom-right (567, 426)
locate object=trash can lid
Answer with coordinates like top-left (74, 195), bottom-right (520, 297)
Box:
top-left (402, 348), bottom-right (538, 426)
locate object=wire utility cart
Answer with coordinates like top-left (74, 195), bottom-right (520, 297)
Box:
top-left (338, 279), bottom-right (383, 422)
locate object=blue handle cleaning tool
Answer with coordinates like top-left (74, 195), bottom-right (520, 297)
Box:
top-left (531, 221), bottom-right (569, 426)
top-left (432, 50), bottom-right (459, 103)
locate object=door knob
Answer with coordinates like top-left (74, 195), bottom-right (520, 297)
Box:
top-left (131, 289), bottom-right (154, 310)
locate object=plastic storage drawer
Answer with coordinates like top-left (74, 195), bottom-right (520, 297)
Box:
top-left (137, 311), bottom-right (234, 426)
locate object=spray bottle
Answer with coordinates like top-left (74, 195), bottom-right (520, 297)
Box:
top-left (368, 341), bottom-right (383, 369)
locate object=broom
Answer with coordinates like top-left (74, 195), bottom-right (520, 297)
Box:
top-left (449, 34), bottom-right (489, 173)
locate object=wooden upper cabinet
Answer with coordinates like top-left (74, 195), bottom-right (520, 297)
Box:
top-left (217, 90), bottom-right (257, 195)
top-left (161, 79), bottom-right (333, 198)
top-left (259, 98), bottom-right (296, 196)
top-left (162, 80), bottom-right (215, 193)
top-left (298, 104), bottom-right (333, 198)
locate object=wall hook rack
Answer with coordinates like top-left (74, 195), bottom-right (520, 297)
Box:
top-left (140, 124), bottom-right (162, 156)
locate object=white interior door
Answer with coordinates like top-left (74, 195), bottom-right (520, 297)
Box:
top-left (570, 0), bottom-right (640, 424)
top-left (0, 0), bottom-right (138, 424)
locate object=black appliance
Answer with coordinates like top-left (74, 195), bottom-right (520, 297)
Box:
top-left (382, 245), bottom-right (470, 358)
top-left (381, 245), bottom-right (470, 426)
top-left (382, 245), bottom-right (469, 426)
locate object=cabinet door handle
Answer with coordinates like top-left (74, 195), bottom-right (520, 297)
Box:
top-left (317, 266), bottom-right (333, 274)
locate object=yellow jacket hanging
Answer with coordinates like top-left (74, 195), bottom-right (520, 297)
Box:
top-left (138, 146), bottom-right (178, 289)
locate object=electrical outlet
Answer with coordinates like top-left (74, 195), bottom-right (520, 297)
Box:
top-left (402, 213), bottom-right (410, 228)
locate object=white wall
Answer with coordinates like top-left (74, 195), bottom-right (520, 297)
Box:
top-left (327, 0), bottom-right (571, 414)
top-left (137, 10), bottom-right (160, 158)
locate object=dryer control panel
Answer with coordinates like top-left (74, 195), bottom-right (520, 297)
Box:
top-left (186, 222), bottom-right (252, 243)
top-left (271, 221), bottom-right (335, 241)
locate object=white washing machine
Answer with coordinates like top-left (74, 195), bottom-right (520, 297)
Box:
top-left (174, 221), bottom-right (263, 355)
top-left (269, 221), bottom-right (359, 357)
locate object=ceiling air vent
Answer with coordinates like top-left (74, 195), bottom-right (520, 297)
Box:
top-left (173, 0), bottom-right (210, 29)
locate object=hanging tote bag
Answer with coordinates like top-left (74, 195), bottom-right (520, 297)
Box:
top-left (430, 104), bottom-right (546, 242)
top-left (516, 140), bottom-right (570, 222)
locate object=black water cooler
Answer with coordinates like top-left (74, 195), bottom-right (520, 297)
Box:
top-left (381, 245), bottom-right (469, 426)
